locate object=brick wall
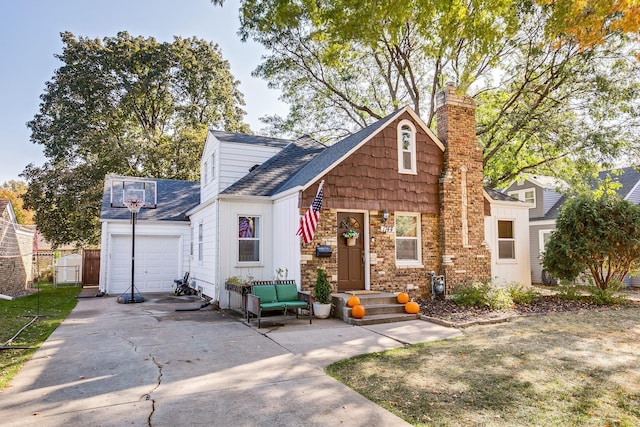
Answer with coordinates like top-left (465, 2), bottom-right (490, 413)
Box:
top-left (435, 84), bottom-right (491, 288)
top-left (0, 208), bottom-right (33, 296)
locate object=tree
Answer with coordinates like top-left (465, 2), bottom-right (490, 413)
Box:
top-left (213, 0), bottom-right (640, 187)
top-left (0, 180), bottom-right (33, 225)
top-left (542, 194), bottom-right (640, 290)
top-left (23, 32), bottom-right (250, 247)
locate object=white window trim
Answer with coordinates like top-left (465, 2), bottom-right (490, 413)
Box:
top-left (508, 188), bottom-right (536, 208)
top-left (538, 229), bottom-right (554, 255)
top-left (237, 215), bottom-right (262, 266)
top-left (210, 152), bottom-right (216, 182)
top-left (397, 119), bottom-right (417, 175)
top-left (395, 212), bottom-right (423, 267)
top-left (203, 160), bottom-right (210, 185)
top-left (496, 218), bottom-right (516, 263)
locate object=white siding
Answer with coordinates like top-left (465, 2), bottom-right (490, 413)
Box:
top-left (188, 200), bottom-right (219, 301)
top-left (200, 133), bottom-right (221, 204)
top-left (218, 141), bottom-right (282, 193)
top-left (272, 193), bottom-right (303, 286)
top-left (218, 199), bottom-right (274, 308)
top-left (485, 202), bottom-right (531, 286)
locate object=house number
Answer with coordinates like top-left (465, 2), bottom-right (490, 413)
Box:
top-left (380, 225), bottom-right (394, 233)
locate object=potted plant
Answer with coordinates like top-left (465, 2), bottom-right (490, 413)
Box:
top-left (342, 229), bottom-right (359, 246)
top-left (313, 267), bottom-right (333, 318)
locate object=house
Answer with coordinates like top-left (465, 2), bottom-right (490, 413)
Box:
top-left (99, 84), bottom-right (532, 303)
top-left (505, 167), bottom-right (640, 285)
top-left (0, 199), bottom-right (35, 297)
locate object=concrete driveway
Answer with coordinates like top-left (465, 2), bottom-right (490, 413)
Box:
top-left (0, 293), bottom-right (461, 426)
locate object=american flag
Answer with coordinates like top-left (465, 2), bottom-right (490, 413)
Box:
top-left (297, 181), bottom-right (324, 244)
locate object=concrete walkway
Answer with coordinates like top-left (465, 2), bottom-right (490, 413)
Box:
top-left (0, 293), bottom-right (461, 427)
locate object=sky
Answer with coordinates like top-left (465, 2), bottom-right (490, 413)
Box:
top-left (0, 0), bottom-right (287, 184)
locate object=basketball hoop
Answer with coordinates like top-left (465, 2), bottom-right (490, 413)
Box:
top-left (123, 198), bottom-right (145, 213)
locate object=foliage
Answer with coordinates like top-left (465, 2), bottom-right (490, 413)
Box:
top-left (542, 194), bottom-right (640, 290)
top-left (214, 0), bottom-right (640, 187)
top-left (342, 229), bottom-right (359, 239)
top-left (0, 284), bottom-right (80, 390)
top-left (314, 267), bottom-right (332, 304)
top-left (23, 32), bottom-right (250, 247)
top-left (555, 283), bottom-right (586, 301)
top-left (451, 281), bottom-right (491, 308)
top-left (507, 283), bottom-right (539, 305)
top-left (588, 279), bottom-right (627, 306)
top-left (0, 181), bottom-right (33, 225)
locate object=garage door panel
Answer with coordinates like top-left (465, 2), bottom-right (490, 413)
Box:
top-left (109, 235), bottom-right (181, 294)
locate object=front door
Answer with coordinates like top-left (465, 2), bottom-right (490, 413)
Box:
top-left (337, 212), bottom-right (365, 291)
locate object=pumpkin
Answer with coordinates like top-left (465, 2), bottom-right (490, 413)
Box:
top-left (347, 295), bottom-right (361, 307)
top-left (351, 304), bottom-right (366, 319)
top-left (405, 301), bottom-right (420, 314)
top-left (397, 292), bottom-right (410, 304)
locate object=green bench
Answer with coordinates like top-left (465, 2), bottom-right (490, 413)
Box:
top-left (246, 281), bottom-right (312, 328)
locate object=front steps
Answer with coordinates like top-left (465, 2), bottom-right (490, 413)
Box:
top-left (332, 293), bottom-right (419, 326)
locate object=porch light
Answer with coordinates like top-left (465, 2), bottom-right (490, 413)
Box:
top-left (381, 209), bottom-right (389, 223)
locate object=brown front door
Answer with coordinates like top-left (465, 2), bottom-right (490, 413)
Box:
top-left (82, 249), bottom-right (101, 286)
top-left (337, 212), bottom-right (365, 291)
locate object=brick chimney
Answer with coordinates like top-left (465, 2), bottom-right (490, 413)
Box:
top-left (435, 83), bottom-right (490, 287)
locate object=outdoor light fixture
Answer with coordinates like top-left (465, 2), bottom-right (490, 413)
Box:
top-left (381, 209), bottom-right (389, 223)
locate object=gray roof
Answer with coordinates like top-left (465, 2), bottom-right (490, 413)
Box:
top-left (484, 187), bottom-right (521, 202)
top-left (209, 130), bottom-right (292, 148)
top-left (222, 136), bottom-right (326, 196)
top-left (100, 176), bottom-right (200, 222)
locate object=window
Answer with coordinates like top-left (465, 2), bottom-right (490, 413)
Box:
top-left (204, 160), bottom-right (210, 184)
top-left (539, 229), bottom-right (553, 255)
top-left (395, 213), bottom-right (421, 264)
top-left (498, 220), bottom-right (515, 260)
top-left (397, 120), bottom-right (417, 174)
top-left (198, 222), bottom-right (203, 263)
top-left (238, 216), bottom-right (260, 263)
top-left (190, 225), bottom-right (194, 257)
top-left (508, 189), bottom-right (535, 207)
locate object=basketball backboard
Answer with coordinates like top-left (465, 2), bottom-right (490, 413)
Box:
top-left (110, 179), bottom-right (157, 209)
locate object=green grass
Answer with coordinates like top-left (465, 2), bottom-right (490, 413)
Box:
top-left (0, 284), bottom-right (80, 390)
top-left (327, 307), bottom-right (640, 426)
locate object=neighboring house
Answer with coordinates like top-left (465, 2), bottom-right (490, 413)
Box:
top-left (505, 167), bottom-right (640, 285)
top-left (0, 199), bottom-right (35, 296)
top-left (98, 84), bottom-right (532, 302)
top-left (99, 177), bottom-right (200, 295)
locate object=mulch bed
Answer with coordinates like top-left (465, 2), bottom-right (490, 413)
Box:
top-left (418, 295), bottom-right (640, 328)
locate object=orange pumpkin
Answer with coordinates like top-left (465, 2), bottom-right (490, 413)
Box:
top-left (405, 301), bottom-right (420, 314)
top-left (397, 292), bottom-right (410, 304)
top-left (351, 304), bottom-right (366, 319)
top-left (347, 296), bottom-right (361, 307)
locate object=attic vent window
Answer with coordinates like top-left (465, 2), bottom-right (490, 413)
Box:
top-left (397, 120), bottom-right (417, 174)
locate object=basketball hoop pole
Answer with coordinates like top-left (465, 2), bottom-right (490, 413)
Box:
top-left (120, 197), bottom-right (145, 304)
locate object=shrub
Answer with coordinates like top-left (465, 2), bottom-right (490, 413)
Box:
top-left (556, 284), bottom-right (584, 301)
top-left (486, 286), bottom-right (514, 309)
top-left (451, 282), bottom-right (490, 307)
top-left (589, 280), bottom-right (626, 306)
top-left (508, 283), bottom-right (539, 304)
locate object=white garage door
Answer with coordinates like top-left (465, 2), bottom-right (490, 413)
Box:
top-left (109, 235), bottom-right (181, 294)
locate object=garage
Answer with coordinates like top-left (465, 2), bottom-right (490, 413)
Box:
top-left (108, 235), bottom-right (181, 294)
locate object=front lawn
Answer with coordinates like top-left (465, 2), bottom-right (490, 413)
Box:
top-left (0, 284), bottom-right (80, 390)
top-left (327, 307), bottom-right (640, 426)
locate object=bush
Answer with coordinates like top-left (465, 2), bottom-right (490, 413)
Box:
top-left (452, 282), bottom-right (490, 307)
top-left (589, 280), bottom-right (626, 306)
top-left (486, 286), bottom-right (514, 309)
top-left (508, 283), bottom-right (539, 304)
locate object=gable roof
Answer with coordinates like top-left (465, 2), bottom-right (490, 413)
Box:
top-left (99, 175), bottom-right (200, 222)
top-left (484, 187), bottom-right (522, 203)
top-left (209, 130), bottom-right (292, 148)
top-left (277, 106), bottom-right (443, 193)
top-left (595, 166), bottom-right (640, 199)
top-left (221, 136), bottom-right (326, 197)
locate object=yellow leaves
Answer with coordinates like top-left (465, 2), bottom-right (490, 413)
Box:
top-left (537, 0), bottom-right (640, 49)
